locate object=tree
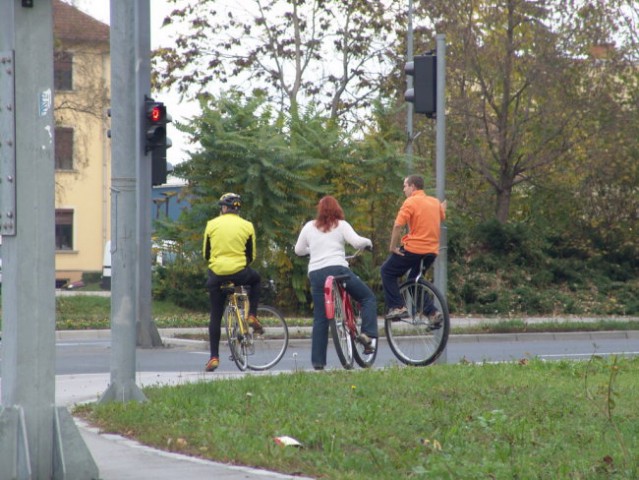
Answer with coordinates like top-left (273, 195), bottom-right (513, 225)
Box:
top-left (155, 0), bottom-right (403, 125)
top-left (162, 91), bottom-right (322, 309)
top-left (421, 0), bottom-right (639, 224)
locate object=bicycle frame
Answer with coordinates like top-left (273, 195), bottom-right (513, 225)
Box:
top-left (222, 282), bottom-right (290, 371)
top-left (223, 284), bottom-right (250, 336)
top-left (323, 275), bottom-right (357, 339)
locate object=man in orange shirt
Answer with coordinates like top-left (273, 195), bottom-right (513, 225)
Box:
top-left (381, 175), bottom-right (446, 321)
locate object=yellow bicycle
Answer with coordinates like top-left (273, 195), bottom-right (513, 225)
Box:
top-left (222, 283), bottom-right (289, 371)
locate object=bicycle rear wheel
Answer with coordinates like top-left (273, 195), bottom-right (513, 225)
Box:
top-left (352, 301), bottom-right (377, 368)
top-left (225, 307), bottom-right (248, 371)
top-left (329, 279), bottom-right (354, 370)
top-left (385, 279), bottom-right (450, 366)
top-left (246, 305), bottom-right (289, 371)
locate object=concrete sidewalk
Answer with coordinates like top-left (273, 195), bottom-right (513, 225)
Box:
top-left (58, 372), bottom-right (313, 480)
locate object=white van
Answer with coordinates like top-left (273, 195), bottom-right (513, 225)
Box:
top-left (100, 239), bottom-right (176, 290)
top-left (100, 241), bottom-right (111, 290)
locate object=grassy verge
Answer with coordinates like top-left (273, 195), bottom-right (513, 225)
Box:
top-left (452, 318), bottom-right (639, 335)
top-left (3, 295), bottom-right (637, 334)
top-left (77, 356), bottom-right (639, 479)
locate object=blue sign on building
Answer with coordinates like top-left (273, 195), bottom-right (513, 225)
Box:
top-left (152, 180), bottom-right (190, 222)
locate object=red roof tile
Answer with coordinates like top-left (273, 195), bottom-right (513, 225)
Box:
top-left (53, 0), bottom-right (109, 44)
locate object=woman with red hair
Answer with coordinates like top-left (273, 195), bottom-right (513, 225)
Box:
top-left (295, 196), bottom-right (377, 370)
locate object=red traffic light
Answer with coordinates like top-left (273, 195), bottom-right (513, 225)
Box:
top-left (150, 106), bottom-right (162, 122)
top-left (146, 102), bottom-right (165, 123)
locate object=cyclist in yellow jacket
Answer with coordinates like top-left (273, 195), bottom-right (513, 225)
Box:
top-left (202, 193), bottom-right (263, 372)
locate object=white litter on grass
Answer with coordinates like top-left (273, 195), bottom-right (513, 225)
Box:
top-left (273, 436), bottom-right (303, 448)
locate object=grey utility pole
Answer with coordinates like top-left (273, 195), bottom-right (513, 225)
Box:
top-left (434, 34), bottom-right (447, 300)
top-left (0, 1), bottom-right (98, 478)
top-left (136, 0), bottom-right (162, 348)
top-left (406, 0), bottom-right (414, 167)
top-left (433, 34), bottom-right (448, 364)
top-left (100, 0), bottom-right (147, 403)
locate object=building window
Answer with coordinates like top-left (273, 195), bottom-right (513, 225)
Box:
top-left (54, 51), bottom-right (73, 91)
top-left (55, 127), bottom-right (74, 170)
top-left (55, 209), bottom-right (74, 251)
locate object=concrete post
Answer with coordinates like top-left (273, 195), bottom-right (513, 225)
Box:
top-left (434, 34), bottom-right (448, 364)
top-left (99, 0), bottom-right (146, 403)
top-left (135, 0), bottom-right (162, 348)
top-left (0, 1), bottom-right (98, 477)
top-left (406, 0), bottom-right (414, 166)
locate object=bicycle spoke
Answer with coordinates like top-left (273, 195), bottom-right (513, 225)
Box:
top-left (329, 279), bottom-right (354, 369)
top-left (352, 301), bottom-right (377, 368)
top-left (246, 306), bottom-right (289, 371)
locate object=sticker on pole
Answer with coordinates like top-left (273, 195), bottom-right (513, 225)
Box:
top-left (39, 89), bottom-right (52, 117)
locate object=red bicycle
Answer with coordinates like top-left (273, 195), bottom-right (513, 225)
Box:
top-left (323, 251), bottom-right (377, 369)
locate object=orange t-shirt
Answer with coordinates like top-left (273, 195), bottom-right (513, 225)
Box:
top-left (394, 190), bottom-right (445, 255)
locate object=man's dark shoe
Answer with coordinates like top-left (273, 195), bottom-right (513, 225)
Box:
top-left (248, 315), bottom-right (264, 335)
top-left (428, 311), bottom-right (443, 329)
top-left (385, 306), bottom-right (409, 320)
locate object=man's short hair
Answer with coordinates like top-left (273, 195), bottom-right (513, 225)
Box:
top-left (406, 175), bottom-right (424, 190)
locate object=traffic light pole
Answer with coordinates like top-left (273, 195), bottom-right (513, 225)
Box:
top-left (406, 0), bottom-right (414, 167)
top-left (134, 2), bottom-right (162, 348)
top-left (433, 34), bottom-right (448, 364)
top-left (99, 0), bottom-right (147, 403)
top-left (0, 1), bottom-right (98, 477)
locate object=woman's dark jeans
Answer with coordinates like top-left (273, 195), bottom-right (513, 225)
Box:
top-left (308, 265), bottom-right (377, 368)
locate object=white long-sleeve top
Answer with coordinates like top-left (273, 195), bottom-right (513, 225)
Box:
top-left (294, 220), bottom-right (372, 273)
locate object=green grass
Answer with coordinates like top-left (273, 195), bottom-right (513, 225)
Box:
top-left (3, 294), bottom-right (637, 334)
top-left (77, 357), bottom-right (639, 479)
top-left (52, 296), bottom-right (208, 330)
top-left (453, 318), bottom-right (639, 335)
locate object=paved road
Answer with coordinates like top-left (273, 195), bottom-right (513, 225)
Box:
top-left (49, 330), bottom-right (639, 376)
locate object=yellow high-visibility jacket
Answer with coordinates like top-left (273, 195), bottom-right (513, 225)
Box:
top-left (202, 213), bottom-right (256, 275)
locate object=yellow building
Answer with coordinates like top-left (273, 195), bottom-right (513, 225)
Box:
top-left (53, 0), bottom-right (110, 286)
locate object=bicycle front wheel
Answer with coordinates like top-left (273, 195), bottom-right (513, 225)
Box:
top-left (385, 279), bottom-right (450, 366)
top-left (225, 307), bottom-right (248, 371)
top-left (246, 305), bottom-right (289, 371)
top-left (329, 279), bottom-right (354, 370)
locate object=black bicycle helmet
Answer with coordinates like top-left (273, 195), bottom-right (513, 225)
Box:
top-left (218, 192), bottom-right (242, 209)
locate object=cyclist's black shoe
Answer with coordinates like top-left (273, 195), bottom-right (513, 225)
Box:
top-left (428, 311), bottom-right (443, 329)
top-left (358, 333), bottom-right (376, 355)
top-left (248, 315), bottom-right (264, 335)
top-left (313, 365), bottom-right (325, 371)
top-left (385, 306), bottom-right (409, 320)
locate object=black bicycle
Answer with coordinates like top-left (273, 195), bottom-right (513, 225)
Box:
top-left (385, 260), bottom-right (450, 366)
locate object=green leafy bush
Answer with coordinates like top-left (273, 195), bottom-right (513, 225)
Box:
top-left (152, 263), bottom-right (209, 312)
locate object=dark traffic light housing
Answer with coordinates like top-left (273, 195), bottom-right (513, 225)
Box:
top-left (144, 96), bottom-right (172, 186)
top-left (405, 54), bottom-right (437, 118)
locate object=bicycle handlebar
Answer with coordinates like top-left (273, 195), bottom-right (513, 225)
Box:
top-left (345, 246), bottom-right (372, 261)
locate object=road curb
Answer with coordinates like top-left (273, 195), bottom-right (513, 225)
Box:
top-left (157, 330), bottom-right (639, 350)
top-left (53, 325), bottom-right (639, 345)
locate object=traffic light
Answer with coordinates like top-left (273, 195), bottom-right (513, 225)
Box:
top-left (143, 96), bottom-right (172, 186)
top-left (404, 54), bottom-right (437, 118)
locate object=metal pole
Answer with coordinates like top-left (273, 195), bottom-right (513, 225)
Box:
top-left (406, 0), bottom-right (414, 168)
top-left (100, 0), bottom-right (146, 403)
top-left (434, 34), bottom-right (448, 364)
top-left (135, 0), bottom-right (162, 347)
top-left (0, 1), bottom-right (98, 477)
